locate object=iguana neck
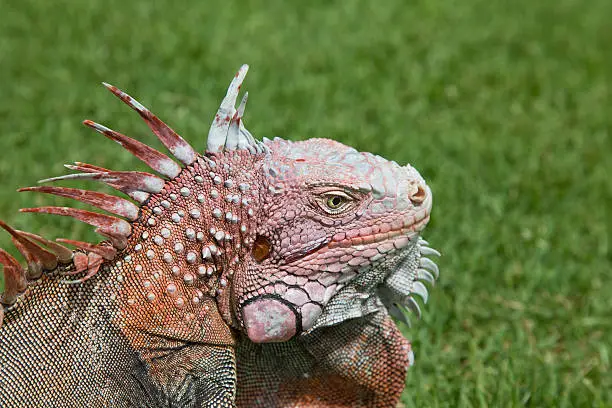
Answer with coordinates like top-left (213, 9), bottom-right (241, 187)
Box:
top-left (100, 152), bottom-right (265, 347)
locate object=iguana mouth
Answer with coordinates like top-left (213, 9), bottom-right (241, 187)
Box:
top-left (281, 211), bottom-right (429, 266)
top-left (330, 215), bottom-right (430, 249)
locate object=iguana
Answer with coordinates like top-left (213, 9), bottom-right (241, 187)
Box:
top-left (0, 65), bottom-right (439, 407)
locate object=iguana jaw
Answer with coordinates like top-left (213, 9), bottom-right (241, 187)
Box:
top-left (327, 206), bottom-right (430, 249)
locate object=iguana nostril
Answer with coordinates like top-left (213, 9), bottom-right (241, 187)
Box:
top-left (252, 235), bottom-right (272, 262)
top-left (409, 185), bottom-right (427, 204)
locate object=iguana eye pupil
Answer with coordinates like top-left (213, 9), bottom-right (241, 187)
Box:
top-left (327, 196), bottom-right (344, 209)
top-left (319, 191), bottom-right (354, 214)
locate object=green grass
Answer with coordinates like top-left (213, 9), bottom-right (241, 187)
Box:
top-left (1, 0), bottom-right (610, 406)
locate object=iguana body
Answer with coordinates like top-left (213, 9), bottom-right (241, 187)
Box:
top-left (0, 66), bottom-right (439, 407)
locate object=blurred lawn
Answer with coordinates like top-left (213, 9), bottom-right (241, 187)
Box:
top-left (1, 0), bottom-right (610, 406)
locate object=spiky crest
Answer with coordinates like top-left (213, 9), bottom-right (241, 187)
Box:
top-left (207, 65), bottom-right (267, 154)
top-left (0, 64), bottom-right (261, 321)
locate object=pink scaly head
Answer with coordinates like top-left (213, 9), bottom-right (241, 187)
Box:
top-left (233, 137), bottom-right (436, 343)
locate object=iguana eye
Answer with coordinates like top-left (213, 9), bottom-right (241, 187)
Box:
top-left (318, 191), bottom-right (354, 215)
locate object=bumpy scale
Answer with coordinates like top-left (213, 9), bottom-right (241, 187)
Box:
top-left (0, 65), bottom-right (440, 407)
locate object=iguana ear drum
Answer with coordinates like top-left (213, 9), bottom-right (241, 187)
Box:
top-left (251, 235), bottom-right (271, 262)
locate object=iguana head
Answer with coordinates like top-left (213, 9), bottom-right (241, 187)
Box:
top-left (233, 137), bottom-right (436, 342)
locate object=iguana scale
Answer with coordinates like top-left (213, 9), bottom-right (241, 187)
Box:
top-left (0, 65), bottom-right (440, 407)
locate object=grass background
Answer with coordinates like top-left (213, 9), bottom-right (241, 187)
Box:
top-left (1, 0), bottom-right (610, 406)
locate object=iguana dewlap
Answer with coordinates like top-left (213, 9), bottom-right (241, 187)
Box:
top-left (0, 65), bottom-right (440, 407)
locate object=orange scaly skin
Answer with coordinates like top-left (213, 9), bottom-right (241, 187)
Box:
top-left (113, 152), bottom-right (262, 350)
top-left (0, 65), bottom-right (440, 407)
